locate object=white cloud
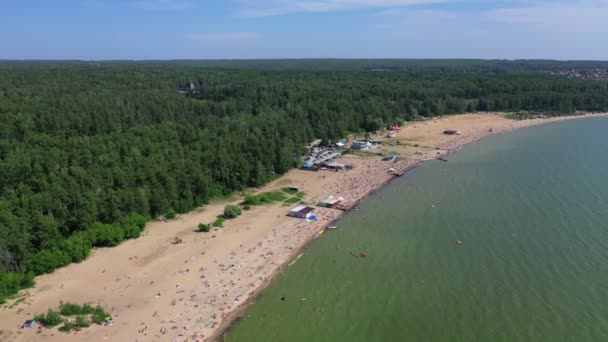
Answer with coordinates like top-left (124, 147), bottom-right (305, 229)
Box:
top-left (238, 0), bottom-right (452, 17)
top-left (190, 32), bottom-right (260, 43)
top-left (366, 1), bottom-right (608, 59)
top-left (483, 1), bottom-right (608, 33)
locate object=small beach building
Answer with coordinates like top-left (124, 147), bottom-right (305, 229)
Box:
top-left (319, 196), bottom-right (344, 209)
top-left (289, 206), bottom-right (315, 219)
top-left (351, 140), bottom-right (372, 151)
top-left (177, 81), bottom-right (201, 94)
top-left (322, 162), bottom-right (347, 171)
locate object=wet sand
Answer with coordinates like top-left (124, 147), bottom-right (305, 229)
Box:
top-left (1, 113), bottom-right (606, 342)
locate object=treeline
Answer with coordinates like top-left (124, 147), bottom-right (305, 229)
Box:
top-left (48, 59), bottom-right (608, 73)
top-left (1, 61), bottom-right (608, 302)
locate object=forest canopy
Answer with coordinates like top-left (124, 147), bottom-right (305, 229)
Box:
top-left (1, 60), bottom-right (608, 302)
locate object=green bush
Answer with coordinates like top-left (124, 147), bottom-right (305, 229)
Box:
top-left (243, 195), bottom-right (260, 206)
top-left (197, 223), bottom-right (211, 233)
top-left (34, 309), bottom-right (64, 327)
top-left (86, 223), bottom-right (124, 247)
top-left (27, 249), bottom-right (71, 275)
top-left (120, 213), bottom-right (149, 239)
top-left (0, 272), bottom-right (35, 304)
top-left (46, 310), bottom-right (64, 326)
top-left (58, 321), bottom-right (74, 332)
top-left (63, 233), bottom-right (92, 263)
top-left (91, 306), bottom-right (112, 325)
top-left (75, 315), bottom-right (91, 328)
top-left (213, 218), bottom-right (225, 228)
top-left (164, 209), bottom-right (176, 220)
top-left (242, 204), bottom-right (251, 210)
top-left (31, 303), bottom-right (111, 332)
top-left (59, 302), bottom-right (83, 316)
top-left (122, 223), bottom-right (141, 239)
top-left (121, 213), bottom-right (149, 230)
top-left (223, 205), bottom-right (242, 219)
top-left (81, 303), bottom-right (95, 315)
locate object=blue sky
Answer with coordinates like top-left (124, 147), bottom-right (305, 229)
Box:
top-left (1, 0), bottom-right (607, 60)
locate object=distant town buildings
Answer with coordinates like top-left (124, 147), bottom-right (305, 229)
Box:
top-left (551, 69), bottom-right (608, 81)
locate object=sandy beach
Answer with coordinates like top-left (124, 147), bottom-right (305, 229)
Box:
top-left (1, 113), bottom-right (606, 342)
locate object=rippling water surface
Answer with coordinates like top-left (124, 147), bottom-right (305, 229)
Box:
top-left (226, 117), bottom-right (608, 342)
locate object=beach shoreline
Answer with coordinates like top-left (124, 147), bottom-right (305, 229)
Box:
top-left (2, 113), bottom-right (607, 342)
top-left (210, 112), bottom-right (608, 341)
top-left (211, 159), bottom-right (422, 342)
top-left (211, 112), bottom-right (608, 341)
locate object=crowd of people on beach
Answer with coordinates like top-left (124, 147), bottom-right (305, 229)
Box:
top-left (128, 159), bottom-right (418, 341)
top-left (116, 117), bottom-right (607, 341)
top-left (325, 159), bottom-right (417, 205)
top-left (131, 209), bottom-right (345, 341)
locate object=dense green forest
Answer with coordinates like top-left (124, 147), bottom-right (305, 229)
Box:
top-left (1, 60), bottom-right (608, 302)
top-left (188, 59), bottom-right (608, 73)
top-left (5, 59), bottom-right (608, 72)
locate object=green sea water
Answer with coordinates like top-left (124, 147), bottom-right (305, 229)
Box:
top-left (225, 117), bottom-right (608, 342)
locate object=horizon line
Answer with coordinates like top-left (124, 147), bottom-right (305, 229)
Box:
top-left (2, 58), bottom-right (608, 62)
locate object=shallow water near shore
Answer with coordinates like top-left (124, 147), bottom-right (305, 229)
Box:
top-left (225, 117), bottom-right (608, 342)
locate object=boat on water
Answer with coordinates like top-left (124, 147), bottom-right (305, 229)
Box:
top-left (326, 226), bottom-right (338, 230)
